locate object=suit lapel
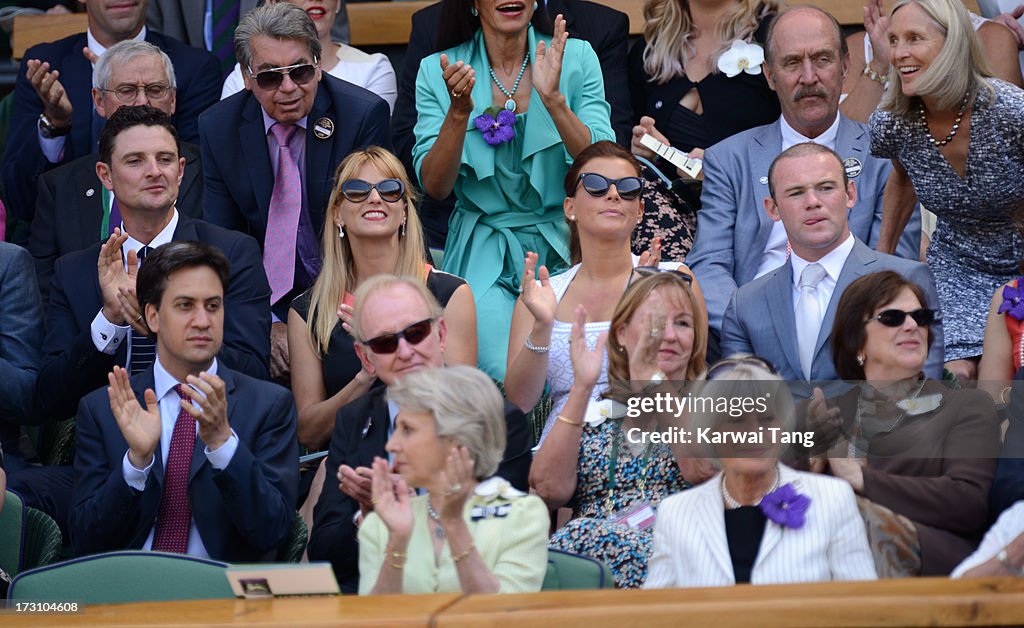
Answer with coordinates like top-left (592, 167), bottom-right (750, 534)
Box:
top-left (751, 122), bottom-right (782, 251)
top-left (178, 143), bottom-right (202, 209)
top-left (699, 476), bottom-right (735, 581)
top-left (304, 85), bottom-right (334, 235)
top-left (765, 262), bottom-right (803, 378)
top-left (358, 391), bottom-right (390, 468)
top-left (835, 116), bottom-right (868, 162)
top-left (63, 35), bottom-right (95, 158)
top-left (812, 239), bottom-right (872, 368)
top-left (76, 162), bottom-right (104, 243)
top-left (239, 98), bottom-right (274, 238)
top-left (189, 367), bottom-right (237, 481)
top-left (130, 369), bottom-right (166, 487)
top-left (751, 465), bottom-right (799, 575)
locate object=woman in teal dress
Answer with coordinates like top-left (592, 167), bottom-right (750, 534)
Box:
top-left (412, 0), bottom-right (615, 380)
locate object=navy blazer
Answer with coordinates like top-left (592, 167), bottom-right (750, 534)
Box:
top-left (35, 216), bottom-right (271, 423)
top-left (306, 385), bottom-right (532, 592)
top-left (199, 73), bottom-right (391, 248)
top-left (29, 142), bottom-right (203, 303)
top-left (687, 116), bottom-right (921, 333)
top-left (0, 243), bottom-right (43, 450)
top-left (1, 30), bottom-right (220, 226)
top-left (69, 364), bottom-right (298, 561)
top-left (721, 238), bottom-right (944, 398)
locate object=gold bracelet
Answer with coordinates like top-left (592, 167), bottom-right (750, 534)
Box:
top-left (556, 414), bottom-right (583, 427)
top-left (452, 543), bottom-right (476, 562)
top-left (389, 550), bottom-right (407, 559)
top-left (386, 558), bottom-right (406, 569)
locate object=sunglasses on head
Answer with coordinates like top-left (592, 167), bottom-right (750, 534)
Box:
top-left (341, 178), bottom-right (405, 203)
top-left (706, 356), bottom-right (779, 380)
top-left (576, 173), bottom-right (644, 201)
top-left (362, 318), bottom-right (434, 354)
top-left (248, 62), bottom-right (318, 90)
top-left (869, 308), bottom-right (936, 327)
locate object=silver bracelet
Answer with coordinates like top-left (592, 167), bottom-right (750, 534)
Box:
top-left (524, 336), bottom-right (550, 354)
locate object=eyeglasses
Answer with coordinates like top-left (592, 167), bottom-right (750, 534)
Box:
top-left (633, 266), bottom-right (694, 284)
top-left (362, 318), bottom-right (434, 354)
top-left (101, 84), bottom-right (172, 103)
top-left (341, 179), bottom-right (405, 203)
top-left (706, 356), bottom-right (779, 380)
top-left (869, 308), bottom-right (936, 328)
top-left (247, 62), bottom-right (318, 90)
top-left (576, 173), bottom-right (644, 201)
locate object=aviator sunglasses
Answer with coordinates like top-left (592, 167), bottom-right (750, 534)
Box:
top-left (341, 178), bottom-right (405, 203)
top-left (869, 308), bottom-right (936, 327)
top-left (248, 62), bottom-right (318, 90)
top-left (362, 318), bottom-right (434, 354)
top-left (576, 173), bottom-right (644, 201)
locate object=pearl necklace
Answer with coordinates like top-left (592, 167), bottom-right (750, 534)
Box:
top-left (918, 92), bottom-right (969, 147)
top-left (489, 54), bottom-right (529, 112)
top-left (721, 466), bottom-right (780, 509)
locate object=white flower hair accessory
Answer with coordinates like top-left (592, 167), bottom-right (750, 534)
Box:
top-left (583, 398), bottom-right (628, 427)
top-left (717, 40), bottom-right (765, 78)
top-left (474, 477), bottom-right (526, 502)
top-left (896, 393), bottom-right (943, 416)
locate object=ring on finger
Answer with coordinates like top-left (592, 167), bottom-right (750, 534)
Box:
top-left (451, 88), bottom-right (463, 98)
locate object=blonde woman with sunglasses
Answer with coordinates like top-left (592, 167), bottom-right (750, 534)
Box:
top-left (289, 147), bottom-right (476, 451)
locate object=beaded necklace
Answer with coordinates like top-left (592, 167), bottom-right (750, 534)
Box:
top-left (918, 92), bottom-right (969, 147)
top-left (489, 54), bottom-right (529, 112)
top-left (721, 466), bottom-right (780, 509)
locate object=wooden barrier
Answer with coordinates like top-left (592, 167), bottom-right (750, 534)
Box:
top-left (10, 577), bottom-right (1024, 627)
top-left (11, 0), bottom-right (982, 59)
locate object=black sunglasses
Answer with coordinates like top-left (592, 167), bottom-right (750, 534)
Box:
top-left (362, 318), bottom-right (434, 354)
top-left (341, 178), bottom-right (405, 203)
top-left (248, 62), bottom-right (318, 90)
top-left (706, 356), bottom-right (779, 380)
top-left (869, 308), bottom-right (936, 328)
top-left (576, 173), bottom-right (644, 201)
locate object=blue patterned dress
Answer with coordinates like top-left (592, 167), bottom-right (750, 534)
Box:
top-left (549, 420), bottom-right (688, 588)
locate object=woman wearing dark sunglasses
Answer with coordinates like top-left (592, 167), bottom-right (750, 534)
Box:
top-left (411, 0), bottom-right (616, 381)
top-left (289, 147), bottom-right (477, 450)
top-left (506, 141), bottom-right (703, 445)
top-left (529, 271), bottom-right (708, 588)
top-left (802, 270), bottom-right (1000, 577)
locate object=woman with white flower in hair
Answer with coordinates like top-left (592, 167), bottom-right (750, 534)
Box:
top-left (359, 365), bottom-right (548, 595)
top-left (645, 357), bottom-right (877, 588)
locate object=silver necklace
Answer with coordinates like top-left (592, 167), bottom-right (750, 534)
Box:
top-left (427, 502), bottom-right (445, 540)
top-left (721, 466), bottom-right (780, 510)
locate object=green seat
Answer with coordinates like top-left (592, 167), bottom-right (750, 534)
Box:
top-left (541, 549), bottom-right (615, 590)
top-left (8, 551), bottom-right (235, 603)
top-left (275, 511), bottom-right (308, 563)
top-left (0, 490), bottom-right (62, 579)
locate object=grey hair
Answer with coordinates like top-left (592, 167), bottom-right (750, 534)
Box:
top-left (234, 2), bottom-right (322, 73)
top-left (350, 274), bottom-right (443, 342)
top-left (387, 366), bottom-right (506, 480)
top-left (880, 0), bottom-right (994, 116)
top-left (689, 356), bottom-right (796, 446)
top-left (92, 40), bottom-right (177, 90)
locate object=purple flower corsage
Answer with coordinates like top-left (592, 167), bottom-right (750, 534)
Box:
top-left (759, 483), bottom-right (810, 529)
top-left (999, 282), bottom-right (1024, 321)
top-left (474, 107), bottom-right (516, 146)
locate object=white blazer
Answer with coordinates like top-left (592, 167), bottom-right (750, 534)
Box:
top-left (645, 464), bottom-right (877, 588)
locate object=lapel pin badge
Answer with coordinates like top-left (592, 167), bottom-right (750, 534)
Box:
top-left (86, 188), bottom-right (95, 197)
top-left (843, 157), bottom-right (863, 179)
top-left (313, 117), bottom-right (335, 140)
top-left (759, 176), bottom-right (768, 185)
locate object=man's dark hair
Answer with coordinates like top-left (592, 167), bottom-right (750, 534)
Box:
top-left (764, 4), bottom-right (848, 65)
top-left (98, 104), bottom-right (180, 165)
top-left (137, 241), bottom-right (231, 313)
top-left (767, 142), bottom-right (849, 199)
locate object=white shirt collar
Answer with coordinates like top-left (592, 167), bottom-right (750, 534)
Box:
top-left (790, 233), bottom-right (855, 287)
top-left (123, 209), bottom-right (179, 260)
top-left (153, 354), bottom-right (219, 402)
top-left (87, 27), bottom-right (147, 65)
top-left (779, 112), bottom-right (841, 151)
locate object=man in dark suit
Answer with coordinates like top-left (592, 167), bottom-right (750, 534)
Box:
top-left (306, 275), bottom-right (531, 591)
top-left (391, 0), bottom-right (631, 248)
top-left (29, 41), bottom-right (204, 301)
top-left (720, 143), bottom-right (942, 400)
top-left (8, 106), bottom-right (271, 531)
top-left (0, 0), bottom-right (220, 227)
top-left (70, 240), bottom-right (297, 560)
top-left (200, 2), bottom-right (390, 378)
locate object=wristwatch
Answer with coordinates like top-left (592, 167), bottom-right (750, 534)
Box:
top-left (38, 113), bottom-right (70, 139)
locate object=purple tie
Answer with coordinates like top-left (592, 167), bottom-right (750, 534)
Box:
top-left (108, 197), bottom-right (122, 237)
top-left (151, 385), bottom-right (197, 554)
top-left (264, 123), bottom-right (301, 305)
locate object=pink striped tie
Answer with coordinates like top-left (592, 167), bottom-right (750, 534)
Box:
top-left (264, 123), bottom-right (302, 305)
top-left (151, 385), bottom-right (197, 553)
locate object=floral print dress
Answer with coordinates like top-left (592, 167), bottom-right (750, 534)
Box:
top-left (549, 420), bottom-right (688, 588)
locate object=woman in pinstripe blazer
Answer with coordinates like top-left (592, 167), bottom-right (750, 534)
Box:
top-left (645, 359), bottom-right (877, 587)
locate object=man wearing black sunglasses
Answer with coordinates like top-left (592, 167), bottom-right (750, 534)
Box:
top-left (199, 3), bottom-right (390, 379)
top-left (307, 275), bottom-right (531, 592)
top-left (720, 143), bottom-right (942, 398)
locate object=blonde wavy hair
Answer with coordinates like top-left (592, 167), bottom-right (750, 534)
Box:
top-left (880, 0), bottom-right (994, 116)
top-left (642, 0), bottom-right (782, 84)
top-left (305, 147), bottom-right (428, 356)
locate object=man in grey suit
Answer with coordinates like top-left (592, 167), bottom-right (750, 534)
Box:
top-left (720, 143), bottom-right (942, 399)
top-left (687, 5), bottom-right (921, 339)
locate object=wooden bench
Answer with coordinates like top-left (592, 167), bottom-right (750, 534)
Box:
top-left (11, 0), bottom-right (982, 59)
